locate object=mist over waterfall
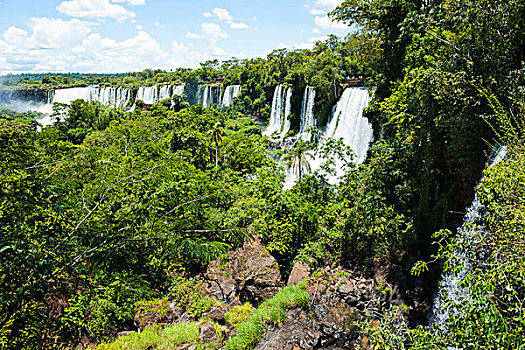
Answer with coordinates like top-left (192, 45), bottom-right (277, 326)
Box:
top-left (263, 84), bottom-right (292, 138)
top-left (430, 145), bottom-right (507, 327)
top-left (221, 85), bottom-right (242, 107)
top-left (299, 86), bottom-right (316, 141)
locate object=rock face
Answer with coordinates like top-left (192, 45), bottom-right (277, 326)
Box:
top-left (199, 322), bottom-right (220, 345)
top-left (254, 267), bottom-right (382, 349)
top-left (205, 237), bottom-right (282, 302)
top-left (134, 300), bottom-right (183, 330)
top-left (287, 262), bottom-right (310, 286)
top-left (203, 304), bottom-right (228, 321)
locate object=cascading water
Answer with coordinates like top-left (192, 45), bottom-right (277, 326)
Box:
top-left (198, 85), bottom-right (222, 108)
top-left (263, 84), bottom-right (292, 138)
top-left (2, 84), bottom-right (184, 127)
top-left (299, 86), bottom-right (316, 141)
top-left (309, 87), bottom-right (373, 183)
top-left (51, 87), bottom-right (94, 105)
top-left (50, 86), bottom-right (133, 108)
top-left (283, 87), bottom-right (374, 189)
top-left (136, 86), bottom-right (158, 105)
top-left (221, 85), bottom-right (242, 107)
top-left (172, 84), bottom-right (185, 97)
top-left (430, 145), bottom-right (508, 328)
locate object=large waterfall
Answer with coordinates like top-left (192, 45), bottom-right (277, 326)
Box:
top-left (51, 85), bottom-right (132, 108)
top-left (282, 87), bottom-right (374, 189)
top-left (263, 84), bottom-right (292, 138)
top-left (198, 85), bottom-right (222, 108)
top-left (221, 85), bottom-right (242, 107)
top-left (136, 84), bottom-right (185, 105)
top-left (323, 87), bottom-right (373, 165)
top-left (299, 86), bottom-right (316, 141)
top-left (431, 145), bottom-right (507, 327)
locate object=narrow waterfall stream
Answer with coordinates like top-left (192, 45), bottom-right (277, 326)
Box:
top-left (430, 144), bottom-right (508, 328)
top-left (263, 84), bottom-right (292, 138)
top-left (221, 85), bottom-right (242, 107)
top-left (299, 86), bottom-right (316, 141)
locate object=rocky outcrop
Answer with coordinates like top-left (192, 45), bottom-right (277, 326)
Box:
top-left (254, 267), bottom-right (383, 349)
top-left (199, 322), bottom-right (221, 346)
top-left (204, 237), bottom-right (282, 302)
top-left (287, 261), bottom-right (310, 286)
top-left (134, 299), bottom-right (183, 330)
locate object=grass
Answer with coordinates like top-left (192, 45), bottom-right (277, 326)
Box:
top-left (223, 283), bottom-right (309, 350)
top-left (96, 322), bottom-right (199, 350)
top-left (97, 284), bottom-right (309, 350)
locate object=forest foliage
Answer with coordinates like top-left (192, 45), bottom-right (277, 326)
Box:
top-left (1, 0), bottom-right (525, 348)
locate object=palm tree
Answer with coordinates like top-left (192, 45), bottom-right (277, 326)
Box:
top-left (281, 140), bottom-right (314, 179)
top-left (207, 122), bottom-right (224, 168)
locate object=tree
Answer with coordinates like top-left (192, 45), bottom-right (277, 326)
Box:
top-left (207, 122), bottom-right (224, 168)
top-left (281, 140), bottom-right (314, 179)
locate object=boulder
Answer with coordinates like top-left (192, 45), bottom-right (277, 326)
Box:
top-left (134, 299), bottom-right (183, 330)
top-left (254, 267), bottom-right (381, 349)
top-left (199, 321), bottom-right (220, 345)
top-left (204, 305), bottom-right (228, 321)
top-left (287, 262), bottom-right (310, 286)
top-left (371, 260), bottom-right (408, 306)
top-left (205, 236), bottom-right (282, 302)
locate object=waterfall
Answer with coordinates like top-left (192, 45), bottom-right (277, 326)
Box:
top-left (221, 85), bottom-right (242, 107)
top-left (203, 86), bottom-right (212, 108)
top-left (50, 86), bottom-right (133, 109)
top-left (172, 84), bottom-right (185, 97)
top-left (430, 145), bottom-right (508, 328)
top-left (299, 86), bottom-right (316, 141)
top-left (323, 87), bottom-right (373, 165)
top-left (283, 87), bottom-right (374, 189)
top-left (52, 87), bottom-right (94, 105)
top-left (198, 85), bottom-right (222, 108)
top-left (263, 84), bottom-right (292, 138)
top-left (136, 85), bottom-right (158, 105)
top-left (0, 89), bottom-right (48, 113)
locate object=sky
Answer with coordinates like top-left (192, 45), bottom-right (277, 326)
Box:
top-left (0, 0), bottom-right (349, 75)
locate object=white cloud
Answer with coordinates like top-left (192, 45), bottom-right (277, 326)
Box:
top-left (57, 0), bottom-right (136, 23)
top-left (172, 41), bottom-right (189, 55)
top-left (68, 30), bottom-right (170, 71)
top-left (212, 8), bottom-right (233, 22)
top-left (113, 0), bottom-right (145, 5)
top-left (310, 0), bottom-right (344, 14)
top-left (186, 32), bottom-right (202, 39)
top-left (30, 17), bottom-right (95, 48)
top-left (230, 22), bottom-right (249, 29)
top-left (291, 35), bottom-right (330, 50)
top-left (314, 15), bottom-right (348, 31)
top-left (136, 24), bottom-right (143, 30)
top-left (204, 7), bottom-right (249, 30)
top-left (209, 44), bottom-right (227, 56)
top-left (0, 18), bottom-right (199, 73)
top-left (201, 22), bottom-right (228, 43)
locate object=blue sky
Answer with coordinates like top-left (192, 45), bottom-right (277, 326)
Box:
top-left (0, 0), bottom-right (349, 74)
